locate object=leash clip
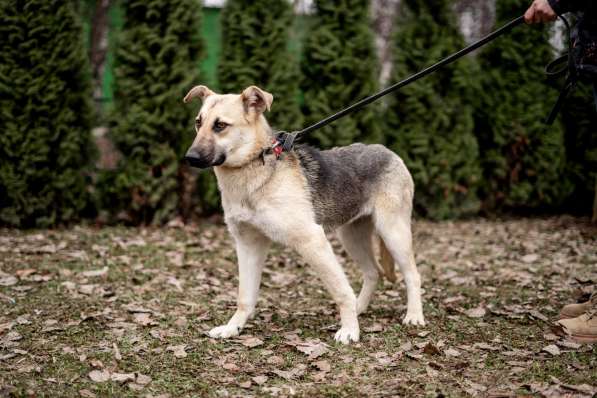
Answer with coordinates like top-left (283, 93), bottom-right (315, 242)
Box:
top-left (271, 131), bottom-right (299, 159)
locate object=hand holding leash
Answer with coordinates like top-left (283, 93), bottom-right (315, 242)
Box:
top-left (524, 0), bottom-right (557, 24)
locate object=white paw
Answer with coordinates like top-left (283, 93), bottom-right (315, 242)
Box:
top-left (402, 311), bottom-right (426, 326)
top-left (208, 324), bottom-right (241, 339)
top-left (334, 327), bottom-right (360, 345)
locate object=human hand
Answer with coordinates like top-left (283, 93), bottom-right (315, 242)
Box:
top-left (524, 0), bottom-right (557, 24)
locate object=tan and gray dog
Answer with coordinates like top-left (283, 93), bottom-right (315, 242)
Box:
top-left (183, 85), bottom-right (425, 344)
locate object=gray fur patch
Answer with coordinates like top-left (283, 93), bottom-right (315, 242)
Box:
top-left (295, 143), bottom-right (393, 227)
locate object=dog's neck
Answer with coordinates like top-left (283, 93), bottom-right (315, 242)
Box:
top-left (213, 120), bottom-right (278, 201)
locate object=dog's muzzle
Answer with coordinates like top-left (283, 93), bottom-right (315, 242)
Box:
top-left (184, 148), bottom-right (225, 169)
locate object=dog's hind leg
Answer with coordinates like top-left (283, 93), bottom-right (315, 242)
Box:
top-left (208, 224), bottom-right (270, 339)
top-left (337, 217), bottom-right (379, 315)
top-left (374, 201), bottom-right (425, 326)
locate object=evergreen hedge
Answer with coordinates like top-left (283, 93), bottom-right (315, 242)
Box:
top-left (385, 0), bottom-right (481, 219)
top-left (301, 0), bottom-right (382, 148)
top-left (475, 0), bottom-right (572, 211)
top-left (218, 0), bottom-right (302, 131)
top-left (0, 0), bottom-right (93, 227)
top-left (100, 0), bottom-right (206, 224)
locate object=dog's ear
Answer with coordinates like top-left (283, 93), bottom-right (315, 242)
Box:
top-left (183, 85), bottom-right (214, 103)
top-left (241, 86), bottom-right (273, 114)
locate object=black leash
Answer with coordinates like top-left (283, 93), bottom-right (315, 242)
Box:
top-left (275, 15), bottom-right (526, 152)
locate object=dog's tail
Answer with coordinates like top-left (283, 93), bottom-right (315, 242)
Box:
top-left (378, 236), bottom-right (397, 283)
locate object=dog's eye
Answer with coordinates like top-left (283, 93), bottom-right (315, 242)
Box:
top-left (195, 116), bottom-right (202, 128)
top-left (213, 120), bottom-right (229, 133)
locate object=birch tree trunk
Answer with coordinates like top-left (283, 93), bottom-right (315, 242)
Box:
top-left (89, 0), bottom-right (110, 116)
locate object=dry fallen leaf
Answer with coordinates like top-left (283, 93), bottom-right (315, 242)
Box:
top-left (110, 372), bottom-right (135, 383)
top-left (135, 373), bottom-right (152, 386)
top-left (465, 305), bottom-right (486, 318)
top-left (81, 267), bottom-right (108, 278)
top-left (222, 362), bottom-right (240, 372)
top-left (113, 343), bottom-right (122, 361)
top-left (88, 369), bottom-right (110, 383)
top-left (252, 375), bottom-right (268, 385)
top-left (542, 344), bottom-right (561, 356)
top-left (79, 389), bottom-right (96, 398)
top-left (133, 313), bottom-right (156, 326)
top-left (166, 344), bottom-right (187, 358)
top-left (240, 336), bottom-right (264, 348)
top-left (444, 348), bottom-right (461, 357)
top-left (364, 323), bottom-right (383, 333)
top-left (0, 273), bottom-right (18, 287)
top-left (313, 360), bottom-right (331, 372)
top-left (521, 253), bottom-right (539, 263)
top-left (423, 342), bottom-right (441, 356)
top-left (295, 340), bottom-right (329, 360)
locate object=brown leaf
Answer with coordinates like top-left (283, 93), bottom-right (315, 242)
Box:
top-left (88, 369), bottom-right (110, 383)
top-left (521, 253), bottom-right (539, 263)
top-left (364, 323), bottom-right (384, 333)
top-left (473, 342), bottom-right (499, 351)
top-left (222, 362), bottom-right (239, 372)
top-left (110, 372), bottom-right (135, 383)
top-left (465, 305), bottom-right (486, 318)
top-left (542, 344), bottom-right (560, 356)
top-left (423, 342), bottom-right (441, 356)
top-left (240, 336), bottom-right (264, 348)
top-left (252, 375), bottom-right (268, 385)
top-left (295, 340), bottom-right (329, 359)
top-left (444, 348), bottom-right (461, 357)
top-left (113, 343), bottom-right (122, 361)
top-left (0, 272), bottom-right (18, 287)
top-left (166, 344), bottom-right (187, 358)
top-left (133, 313), bottom-right (156, 326)
top-left (79, 389), bottom-right (96, 398)
top-left (135, 373), bottom-right (152, 386)
top-left (313, 360), bottom-right (331, 372)
top-left (81, 267), bottom-right (108, 278)
top-left (266, 355), bottom-right (284, 366)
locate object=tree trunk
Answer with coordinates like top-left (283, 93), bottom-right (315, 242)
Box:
top-left (371, 0), bottom-right (400, 86)
top-left (89, 0), bottom-right (110, 116)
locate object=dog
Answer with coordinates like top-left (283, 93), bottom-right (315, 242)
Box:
top-left (183, 85), bottom-right (425, 344)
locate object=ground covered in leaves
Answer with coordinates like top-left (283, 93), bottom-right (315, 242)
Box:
top-left (1, 217), bottom-right (596, 397)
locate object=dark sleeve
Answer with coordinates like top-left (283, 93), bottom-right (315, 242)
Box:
top-left (547, 0), bottom-right (584, 14)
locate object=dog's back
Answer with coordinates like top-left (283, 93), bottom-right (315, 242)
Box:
top-left (296, 143), bottom-right (412, 228)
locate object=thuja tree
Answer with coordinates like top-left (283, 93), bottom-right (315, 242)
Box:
top-left (0, 0), bottom-right (94, 227)
top-left (218, 0), bottom-right (302, 131)
top-left (385, 0), bottom-right (482, 219)
top-left (301, 0), bottom-right (382, 148)
top-left (102, 0), bottom-right (206, 224)
top-left (475, 0), bottom-right (572, 211)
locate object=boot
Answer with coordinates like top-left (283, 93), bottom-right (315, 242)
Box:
top-left (556, 292), bottom-right (597, 344)
top-left (559, 299), bottom-right (592, 319)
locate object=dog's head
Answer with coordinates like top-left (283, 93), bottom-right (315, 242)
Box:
top-left (182, 85), bottom-right (274, 169)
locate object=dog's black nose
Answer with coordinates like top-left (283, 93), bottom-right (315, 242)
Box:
top-left (184, 148), bottom-right (221, 169)
top-left (184, 148), bottom-right (208, 168)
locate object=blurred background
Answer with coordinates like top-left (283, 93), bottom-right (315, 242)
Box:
top-left (0, 0), bottom-right (595, 228)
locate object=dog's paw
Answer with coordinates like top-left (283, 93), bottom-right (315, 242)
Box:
top-left (402, 311), bottom-right (426, 326)
top-left (334, 327), bottom-right (360, 345)
top-left (208, 324), bottom-right (241, 339)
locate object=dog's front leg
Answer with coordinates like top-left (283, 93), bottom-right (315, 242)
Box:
top-left (208, 226), bottom-right (270, 339)
top-left (290, 225), bottom-right (359, 344)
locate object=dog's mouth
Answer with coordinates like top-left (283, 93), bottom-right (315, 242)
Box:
top-left (184, 152), bottom-right (226, 169)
